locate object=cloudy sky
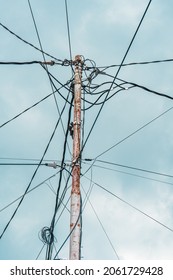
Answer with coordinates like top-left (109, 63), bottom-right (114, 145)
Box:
top-left (0, 0), bottom-right (173, 260)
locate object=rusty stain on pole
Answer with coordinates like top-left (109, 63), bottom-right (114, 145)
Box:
top-left (69, 55), bottom-right (83, 260)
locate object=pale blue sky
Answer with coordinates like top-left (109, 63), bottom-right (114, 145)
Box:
top-left (0, 0), bottom-right (173, 260)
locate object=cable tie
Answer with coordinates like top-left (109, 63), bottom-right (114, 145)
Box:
top-left (84, 158), bottom-right (93, 161)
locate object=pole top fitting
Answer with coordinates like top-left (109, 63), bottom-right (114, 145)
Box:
top-left (75, 55), bottom-right (82, 62)
top-left (74, 55), bottom-right (83, 66)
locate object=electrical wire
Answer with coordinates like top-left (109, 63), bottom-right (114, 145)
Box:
top-left (86, 58), bottom-right (173, 71)
top-left (0, 61), bottom-right (45, 65)
top-left (108, 0), bottom-right (153, 91)
top-left (95, 106), bottom-right (173, 160)
top-left (0, 90), bottom-right (57, 129)
top-left (64, 0), bottom-right (73, 62)
top-left (118, 78), bottom-right (173, 101)
top-left (83, 175), bottom-right (173, 233)
top-left (28, 0), bottom-right (73, 157)
top-left (82, 161), bottom-right (173, 187)
top-left (0, 21), bottom-right (62, 63)
top-left (81, 184), bottom-right (120, 259)
top-left (0, 171), bottom-right (61, 214)
top-left (94, 159), bottom-right (173, 179)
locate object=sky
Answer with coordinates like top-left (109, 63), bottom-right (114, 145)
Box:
top-left (0, 0), bottom-right (173, 260)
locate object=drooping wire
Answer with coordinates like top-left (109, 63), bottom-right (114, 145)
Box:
top-left (103, 73), bottom-right (173, 101)
top-left (117, 77), bottom-right (173, 101)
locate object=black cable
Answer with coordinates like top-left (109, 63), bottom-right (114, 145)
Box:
top-left (40, 64), bottom-right (74, 105)
top-left (83, 175), bottom-right (173, 233)
top-left (90, 58), bottom-right (173, 70)
top-left (0, 93), bottom-right (69, 240)
top-left (103, 72), bottom-right (173, 101)
top-left (107, 0), bottom-right (153, 93)
top-left (118, 78), bottom-right (173, 101)
top-left (64, 0), bottom-right (73, 62)
top-left (0, 61), bottom-right (42, 65)
top-left (0, 21), bottom-right (62, 63)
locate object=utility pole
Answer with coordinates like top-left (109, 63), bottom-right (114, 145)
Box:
top-left (69, 55), bottom-right (83, 260)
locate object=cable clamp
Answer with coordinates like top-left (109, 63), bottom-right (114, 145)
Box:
top-left (41, 60), bottom-right (55, 66)
top-left (73, 121), bottom-right (81, 126)
top-left (72, 158), bottom-right (80, 167)
top-left (45, 162), bottom-right (57, 169)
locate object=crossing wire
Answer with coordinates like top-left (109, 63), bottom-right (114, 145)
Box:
top-left (80, 0), bottom-right (153, 154)
top-left (0, 92), bottom-right (70, 240)
top-left (28, 0), bottom-right (72, 156)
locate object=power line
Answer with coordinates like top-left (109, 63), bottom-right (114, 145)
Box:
top-left (0, 171), bottom-right (61, 214)
top-left (83, 175), bottom-right (173, 234)
top-left (94, 159), bottom-right (173, 179)
top-left (87, 58), bottom-right (173, 70)
top-left (116, 77), bottom-right (173, 101)
top-left (0, 61), bottom-right (52, 65)
top-left (101, 72), bottom-right (173, 101)
top-left (82, 161), bottom-right (173, 187)
top-left (0, 90), bottom-right (56, 129)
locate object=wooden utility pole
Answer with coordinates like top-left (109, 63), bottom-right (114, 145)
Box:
top-left (69, 55), bottom-right (83, 260)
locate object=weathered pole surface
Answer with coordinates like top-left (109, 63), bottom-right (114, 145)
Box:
top-left (69, 55), bottom-right (82, 260)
